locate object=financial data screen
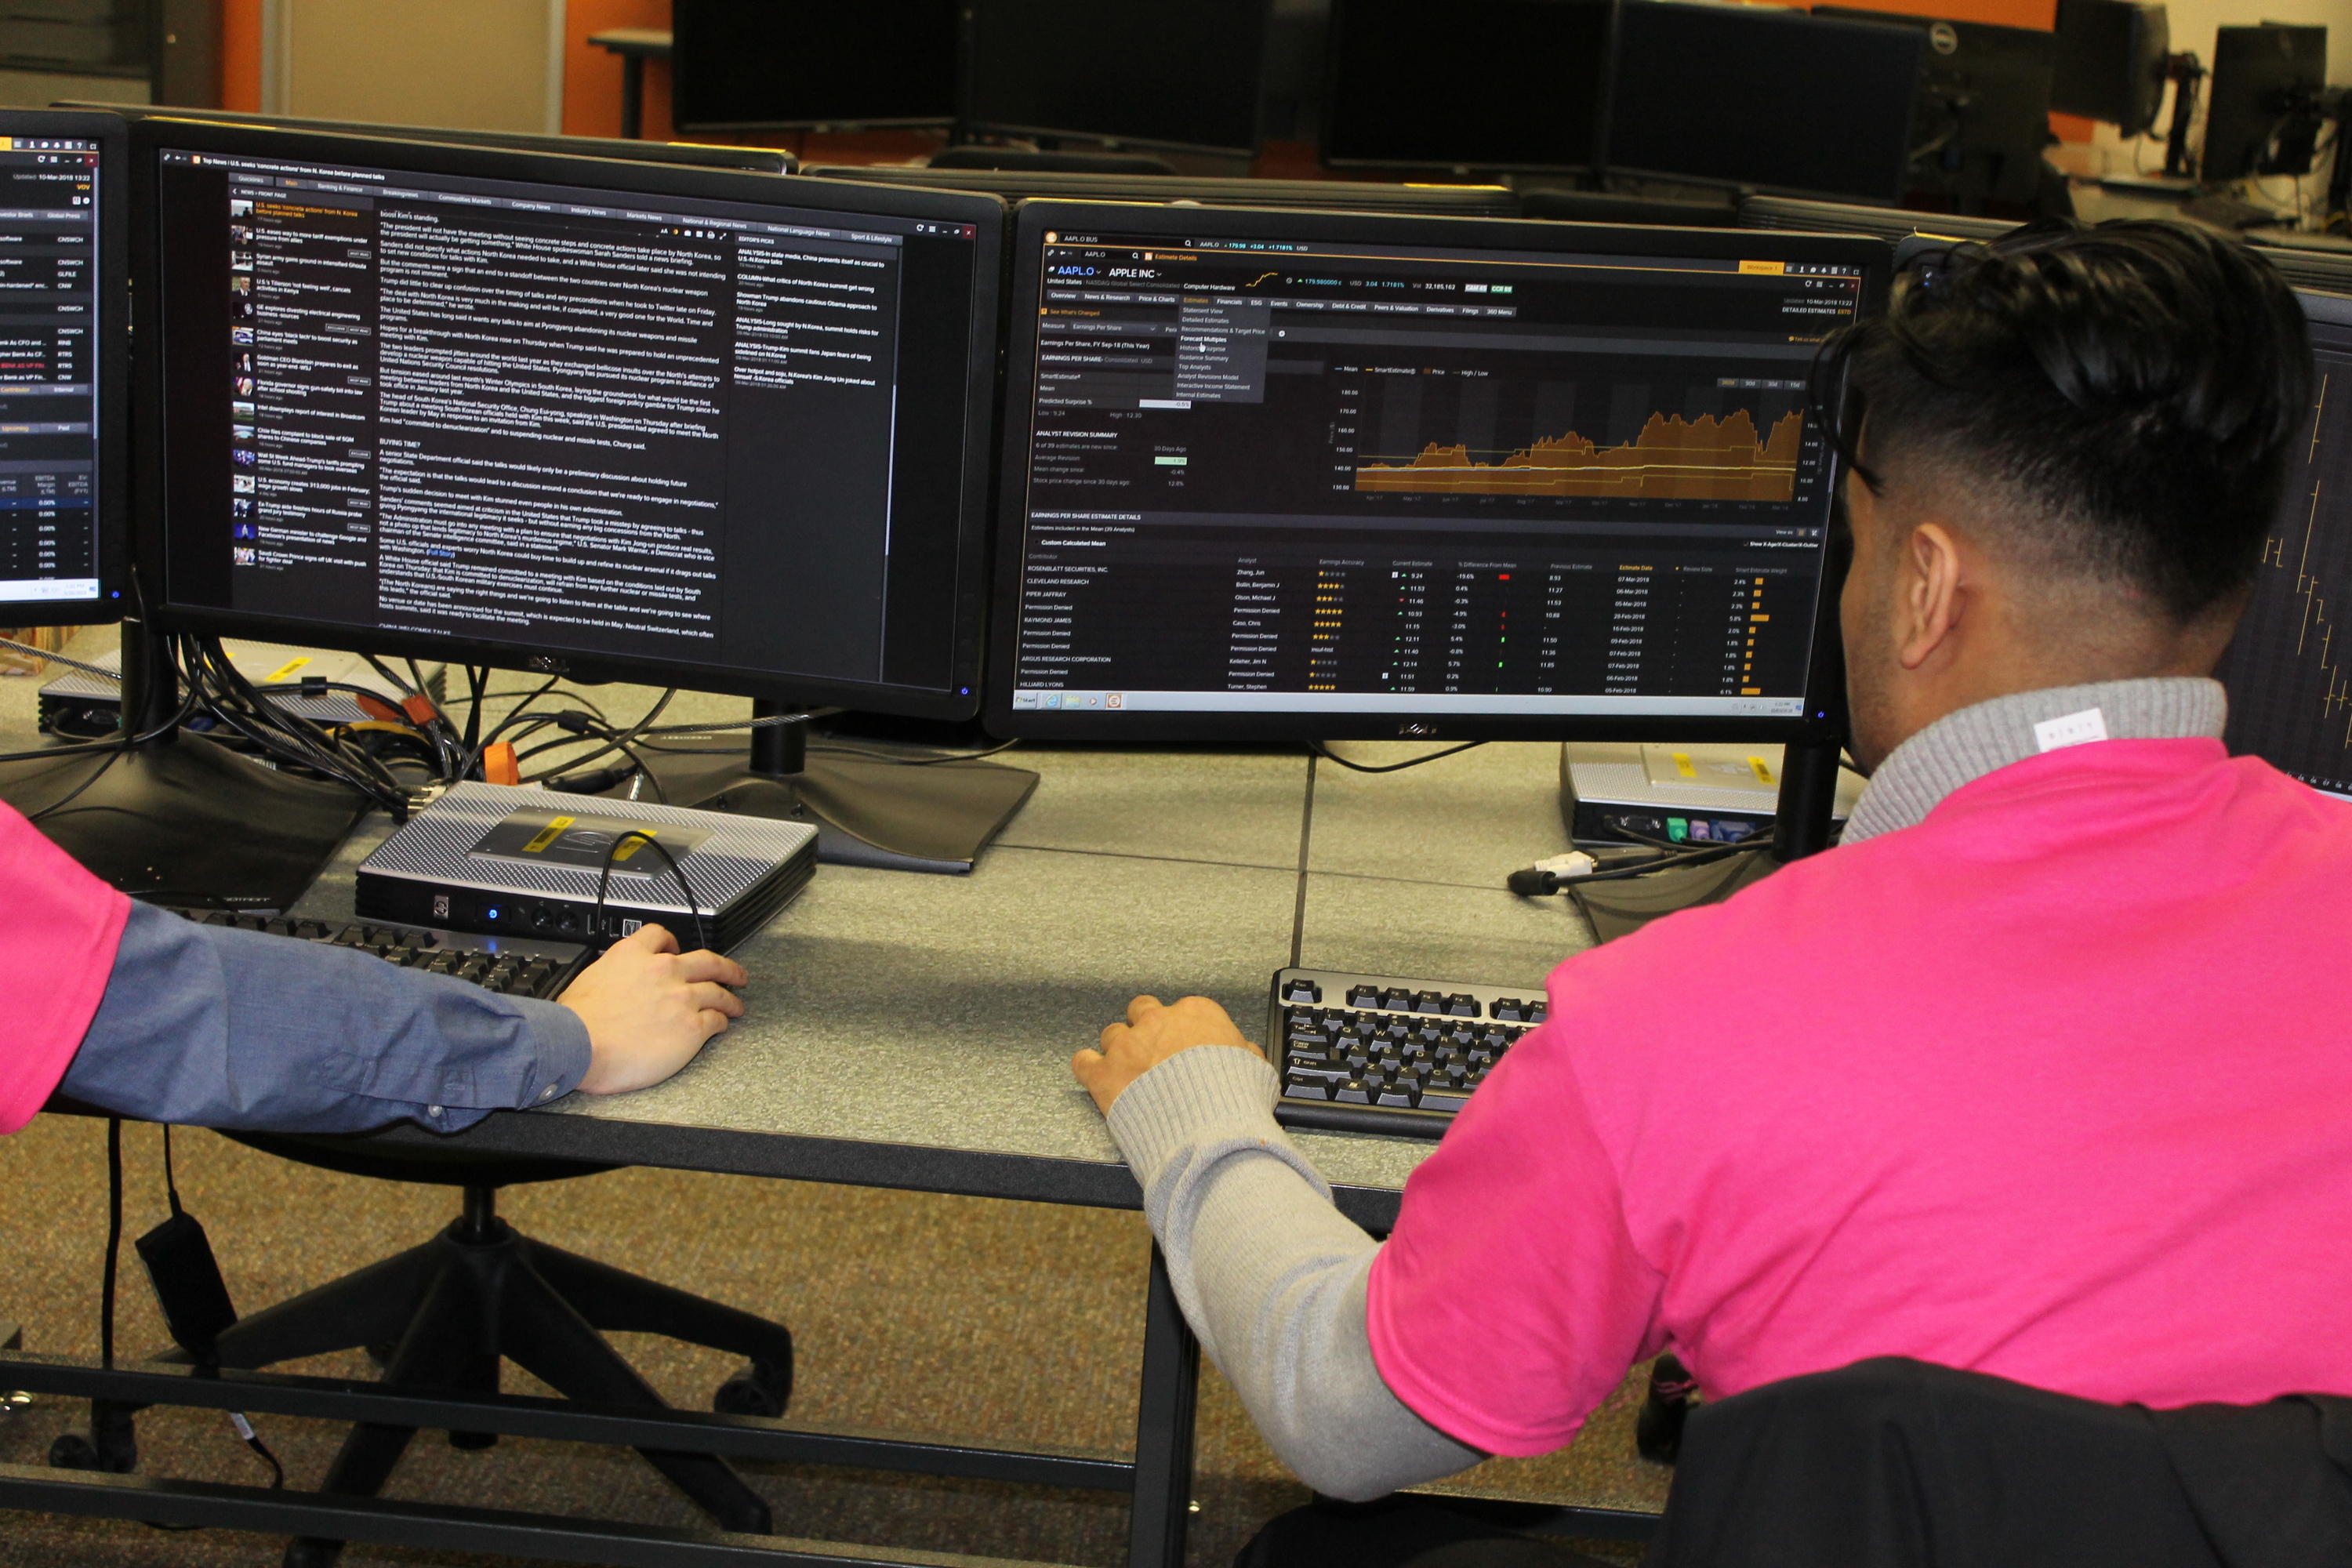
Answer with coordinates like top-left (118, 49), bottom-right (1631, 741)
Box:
top-left (1002, 220), bottom-right (1862, 721)
top-left (0, 133), bottom-right (102, 610)
top-left (2220, 294), bottom-right (2352, 797)
top-left (151, 144), bottom-right (989, 699)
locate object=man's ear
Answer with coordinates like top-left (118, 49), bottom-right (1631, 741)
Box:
top-left (1896, 521), bottom-right (1966, 671)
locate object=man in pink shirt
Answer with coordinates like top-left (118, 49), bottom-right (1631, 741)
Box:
top-left (1070, 220), bottom-right (2334, 1530)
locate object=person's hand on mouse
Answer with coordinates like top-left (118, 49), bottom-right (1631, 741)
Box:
top-left (561, 923), bottom-right (749, 1095)
top-left (1073, 994), bottom-right (1261, 1115)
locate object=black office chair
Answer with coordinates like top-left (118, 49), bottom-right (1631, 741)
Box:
top-left (1240, 1357), bottom-right (2352, 1567)
top-left (200, 1135), bottom-right (794, 1568)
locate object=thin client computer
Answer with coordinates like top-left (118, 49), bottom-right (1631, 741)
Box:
top-left (132, 118), bottom-right (1026, 875)
top-left (1606, 2), bottom-right (1925, 205)
top-left (0, 108), bottom-right (373, 909)
top-left (2218, 289), bottom-right (2352, 799)
top-left (1320, 0), bottom-right (1611, 175)
top-left (989, 198), bottom-right (1882, 801)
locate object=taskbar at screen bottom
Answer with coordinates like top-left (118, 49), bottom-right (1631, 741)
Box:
top-left (1011, 688), bottom-right (1806, 718)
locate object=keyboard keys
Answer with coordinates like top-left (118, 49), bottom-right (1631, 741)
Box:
top-left (1270, 971), bottom-right (1545, 1137)
top-left (160, 907), bottom-right (581, 1004)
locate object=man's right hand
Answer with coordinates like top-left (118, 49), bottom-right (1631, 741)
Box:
top-left (559, 923), bottom-right (749, 1095)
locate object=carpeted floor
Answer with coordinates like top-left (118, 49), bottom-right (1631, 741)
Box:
top-left (0, 1115), bottom-right (1671, 1566)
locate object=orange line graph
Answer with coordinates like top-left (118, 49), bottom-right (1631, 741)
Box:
top-left (1356, 408), bottom-right (1804, 501)
top-left (2259, 368), bottom-right (2352, 750)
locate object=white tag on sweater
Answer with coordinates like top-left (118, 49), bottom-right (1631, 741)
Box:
top-left (2033, 707), bottom-right (2109, 752)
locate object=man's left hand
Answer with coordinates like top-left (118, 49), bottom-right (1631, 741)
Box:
top-left (1073, 994), bottom-right (1261, 1115)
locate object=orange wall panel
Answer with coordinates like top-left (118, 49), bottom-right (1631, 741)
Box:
top-left (222, 0), bottom-right (262, 112)
top-left (563, 0), bottom-right (672, 139)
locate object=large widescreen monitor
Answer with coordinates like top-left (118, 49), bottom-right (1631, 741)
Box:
top-left (0, 108), bottom-right (125, 626)
top-left (670, 0), bottom-right (958, 132)
top-left (963, 0), bottom-right (1273, 157)
top-left (2220, 290), bottom-right (2352, 800)
top-left (1321, 0), bottom-right (1612, 173)
top-left (132, 120), bottom-right (1004, 720)
top-left (987, 201), bottom-right (1886, 743)
top-left (1607, 2), bottom-right (1924, 205)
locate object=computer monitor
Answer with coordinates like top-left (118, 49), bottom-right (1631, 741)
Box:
top-left (1606, 2), bottom-right (1924, 205)
top-left (963, 0), bottom-right (1273, 158)
top-left (669, 0), bottom-right (957, 132)
top-left (1813, 9), bottom-right (2057, 209)
top-left (132, 120), bottom-right (1025, 871)
top-left (2202, 24), bottom-right (2329, 183)
top-left (2050, 0), bottom-right (2171, 139)
top-left (53, 100), bottom-right (796, 174)
top-left (800, 164), bottom-right (1523, 219)
top-left (0, 109), bottom-right (125, 629)
top-left (987, 201), bottom-right (1886, 748)
top-left (1320, 0), bottom-right (1610, 174)
top-left (2218, 289), bottom-right (2352, 800)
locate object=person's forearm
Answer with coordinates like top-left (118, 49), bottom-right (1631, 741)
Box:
top-left (60, 902), bottom-right (590, 1134)
top-left (1106, 1047), bottom-right (1483, 1501)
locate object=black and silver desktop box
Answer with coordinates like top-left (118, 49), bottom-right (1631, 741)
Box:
top-left (357, 782), bottom-right (818, 953)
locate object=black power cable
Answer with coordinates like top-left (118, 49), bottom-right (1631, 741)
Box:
top-left (592, 828), bottom-right (711, 953)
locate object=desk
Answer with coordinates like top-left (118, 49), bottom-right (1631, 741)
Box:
top-left (2, 730), bottom-right (1635, 1565)
top-left (587, 28), bottom-right (673, 142)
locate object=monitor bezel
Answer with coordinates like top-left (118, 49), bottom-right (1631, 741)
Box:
top-left (985, 198), bottom-right (1886, 745)
top-left (1604, 5), bottom-right (1925, 207)
top-left (53, 101), bottom-right (797, 174)
top-left (1317, 0), bottom-right (1613, 176)
top-left (128, 117), bottom-right (1008, 720)
top-left (0, 108), bottom-right (129, 629)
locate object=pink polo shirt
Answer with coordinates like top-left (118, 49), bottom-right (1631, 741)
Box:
top-left (0, 797), bottom-right (129, 1133)
top-left (1367, 739), bottom-right (2352, 1457)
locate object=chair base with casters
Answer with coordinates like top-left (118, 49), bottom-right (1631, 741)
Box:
top-left (191, 1134), bottom-right (792, 1568)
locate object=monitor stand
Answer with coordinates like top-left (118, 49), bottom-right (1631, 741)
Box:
top-left (631, 701), bottom-right (1039, 876)
top-left (1567, 737), bottom-right (1842, 943)
top-left (0, 629), bottom-right (368, 911)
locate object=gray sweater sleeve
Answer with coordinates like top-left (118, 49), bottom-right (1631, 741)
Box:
top-left (1105, 1045), bottom-right (1484, 1501)
top-left (58, 900), bottom-right (593, 1134)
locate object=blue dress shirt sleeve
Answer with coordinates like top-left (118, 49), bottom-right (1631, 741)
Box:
top-left (58, 901), bottom-right (594, 1134)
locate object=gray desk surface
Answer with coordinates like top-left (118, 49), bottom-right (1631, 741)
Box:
top-left (312, 739), bottom-right (1595, 1229)
top-left (0, 644), bottom-right (1595, 1229)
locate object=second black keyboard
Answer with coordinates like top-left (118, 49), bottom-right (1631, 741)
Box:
top-left (1268, 967), bottom-right (1550, 1139)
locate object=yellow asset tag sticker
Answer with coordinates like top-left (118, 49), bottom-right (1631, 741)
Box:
top-left (1673, 752), bottom-right (1697, 779)
top-left (1748, 755), bottom-right (1776, 786)
top-left (262, 655), bottom-right (313, 684)
top-left (610, 835), bottom-right (648, 863)
top-left (522, 815), bottom-right (575, 855)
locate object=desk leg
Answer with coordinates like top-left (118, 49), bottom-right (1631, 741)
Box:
top-left (1127, 1245), bottom-right (1199, 1568)
top-left (620, 56), bottom-right (644, 140)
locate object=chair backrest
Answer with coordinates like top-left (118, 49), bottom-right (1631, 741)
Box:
top-left (1646, 1356), bottom-right (2352, 1568)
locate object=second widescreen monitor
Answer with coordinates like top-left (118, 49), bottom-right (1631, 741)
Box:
top-left (135, 121), bottom-right (1006, 720)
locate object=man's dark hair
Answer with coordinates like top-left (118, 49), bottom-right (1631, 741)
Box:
top-left (1827, 220), bottom-right (2312, 622)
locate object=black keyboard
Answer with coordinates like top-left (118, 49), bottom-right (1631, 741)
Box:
top-left (162, 908), bottom-right (590, 1000)
top-left (1268, 967), bottom-right (1549, 1139)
